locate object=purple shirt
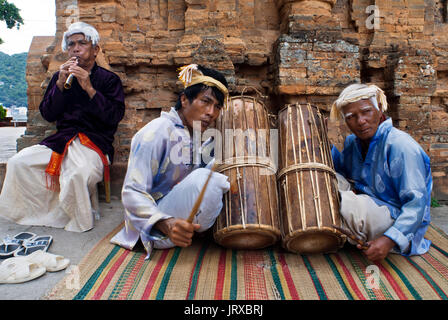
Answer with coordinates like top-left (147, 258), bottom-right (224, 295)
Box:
top-left (39, 63), bottom-right (125, 163)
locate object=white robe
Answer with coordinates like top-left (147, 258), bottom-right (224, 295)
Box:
top-left (110, 107), bottom-right (230, 258)
top-left (0, 138), bottom-right (104, 232)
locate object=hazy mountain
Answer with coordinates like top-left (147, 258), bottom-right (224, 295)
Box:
top-left (0, 52), bottom-right (27, 108)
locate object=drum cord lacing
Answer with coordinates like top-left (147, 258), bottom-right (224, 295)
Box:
top-left (216, 156), bottom-right (277, 174)
top-left (277, 162), bottom-right (337, 181)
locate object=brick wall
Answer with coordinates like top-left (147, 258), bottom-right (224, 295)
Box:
top-left (19, 0), bottom-right (448, 199)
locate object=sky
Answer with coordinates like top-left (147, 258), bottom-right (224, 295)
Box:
top-left (0, 0), bottom-right (56, 55)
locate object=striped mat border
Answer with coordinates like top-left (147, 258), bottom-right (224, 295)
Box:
top-left (45, 224), bottom-right (448, 300)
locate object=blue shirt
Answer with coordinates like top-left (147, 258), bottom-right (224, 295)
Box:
top-left (331, 118), bottom-right (432, 256)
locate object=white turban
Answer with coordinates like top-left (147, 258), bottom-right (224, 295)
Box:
top-left (61, 22), bottom-right (100, 52)
top-left (330, 83), bottom-right (388, 120)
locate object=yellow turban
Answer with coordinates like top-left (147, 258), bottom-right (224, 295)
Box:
top-left (177, 64), bottom-right (229, 97)
top-left (330, 84), bottom-right (388, 120)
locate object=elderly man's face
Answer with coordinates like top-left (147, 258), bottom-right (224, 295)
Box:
top-left (342, 99), bottom-right (382, 141)
top-left (66, 33), bottom-right (99, 70)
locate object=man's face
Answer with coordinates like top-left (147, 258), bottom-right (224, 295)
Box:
top-left (179, 87), bottom-right (222, 133)
top-left (342, 99), bottom-right (382, 141)
top-left (66, 33), bottom-right (99, 69)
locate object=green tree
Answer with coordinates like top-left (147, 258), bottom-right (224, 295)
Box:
top-left (0, 103), bottom-right (6, 120)
top-left (0, 0), bottom-right (23, 45)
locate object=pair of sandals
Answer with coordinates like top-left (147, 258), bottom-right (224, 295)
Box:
top-left (0, 250), bottom-right (70, 284)
top-left (0, 232), bottom-right (53, 258)
top-left (0, 232), bottom-right (70, 284)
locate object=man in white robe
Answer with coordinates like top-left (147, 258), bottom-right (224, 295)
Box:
top-left (111, 64), bottom-right (230, 258)
top-left (0, 22), bottom-right (125, 232)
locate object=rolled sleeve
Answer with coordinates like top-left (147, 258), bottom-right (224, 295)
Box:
top-left (141, 210), bottom-right (171, 241)
top-left (384, 226), bottom-right (412, 254)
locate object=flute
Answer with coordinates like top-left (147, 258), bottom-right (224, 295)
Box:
top-left (64, 57), bottom-right (79, 90)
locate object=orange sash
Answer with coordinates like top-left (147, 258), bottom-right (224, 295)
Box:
top-left (45, 133), bottom-right (110, 192)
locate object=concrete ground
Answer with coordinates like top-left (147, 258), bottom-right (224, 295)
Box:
top-left (0, 199), bottom-right (125, 300)
top-left (0, 127), bottom-right (25, 163)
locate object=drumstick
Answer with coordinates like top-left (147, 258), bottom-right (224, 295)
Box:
top-left (186, 163), bottom-right (218, 223)
top-left (332, 225), bottom-right (370, 250)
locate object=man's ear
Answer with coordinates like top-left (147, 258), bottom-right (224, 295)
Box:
top-left (93, 45), bottom-right (100, 58)
top-left (180, 93), bottom-right (187, 108)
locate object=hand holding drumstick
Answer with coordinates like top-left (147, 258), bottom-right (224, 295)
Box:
top-left (154, 164), bottom-right (217, 247)
top-left (332, 225), bottom-right (370, 250)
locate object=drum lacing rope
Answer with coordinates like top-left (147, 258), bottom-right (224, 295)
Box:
top-left (216, 156), bottom-right (277, 174)
top-left (277, 162), bottom-right (336, 181)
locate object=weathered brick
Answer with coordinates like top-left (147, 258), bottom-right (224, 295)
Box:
top-left (19, 0), bottom-right (448, 199)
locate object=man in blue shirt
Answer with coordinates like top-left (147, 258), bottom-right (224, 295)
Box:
top-left (330, 83), bottom-right (432, 261)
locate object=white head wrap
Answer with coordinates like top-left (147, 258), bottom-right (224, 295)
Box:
top-left (61, 22), bottom-right (100, 52)
top-left (330, 83), bottom-right (388, 120)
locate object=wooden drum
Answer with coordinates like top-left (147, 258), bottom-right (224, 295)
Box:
top-left (213, 96), bottom-right (281, 249)
top-left (277, 103), bottom-right (345, 254)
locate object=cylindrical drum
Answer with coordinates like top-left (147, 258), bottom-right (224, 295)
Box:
top-left (213, 96), bottom-right (281, 249)
top-left (277, 103), bottom-right (345, 254)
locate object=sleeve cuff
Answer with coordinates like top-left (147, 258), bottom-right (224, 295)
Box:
top-left (140, 210), bottom-right (172, 242)
top-left (384, 226), bottom-right (413, 254)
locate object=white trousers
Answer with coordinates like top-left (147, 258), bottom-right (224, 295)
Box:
top-left (337, 173), bottom-right (394, 245)
top-left (110, 167), bottom-right (230, 257)
top-left (153, 168), bottom-right (230, 249)
top-left (0, 138), bottom-right (103, 232)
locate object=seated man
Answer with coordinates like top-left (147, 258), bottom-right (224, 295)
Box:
top-left (0, 22), bottom-right (125, 232)
top-left (330, 83), bottom-right (432, 261)
top-left (111, 64), bottom-right (230, 259)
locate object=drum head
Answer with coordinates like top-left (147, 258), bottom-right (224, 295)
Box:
top-left (283, 229), bottom-right (344, 254)
top-left (214, 225), bottom-right (280, 250)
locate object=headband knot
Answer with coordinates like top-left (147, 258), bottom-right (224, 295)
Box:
top-left (177, 64), bottom-right (229, 97)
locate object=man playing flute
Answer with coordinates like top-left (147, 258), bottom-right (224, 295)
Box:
top-left (330, 83), bottom-right (432, 261)
top-left (111, 64), bottom-right (230, 259)
top-left (0, 22), bottom-right (125, 232)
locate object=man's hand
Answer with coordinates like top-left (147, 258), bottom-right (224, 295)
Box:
top-left (155, 218), bottom-right (200, 247)
top-left (357, 235), bottom-right (396, 262)
top-left (56, 57), bottom-right (77, 91)
top-left (67, 65), bottom-right (97, 98)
